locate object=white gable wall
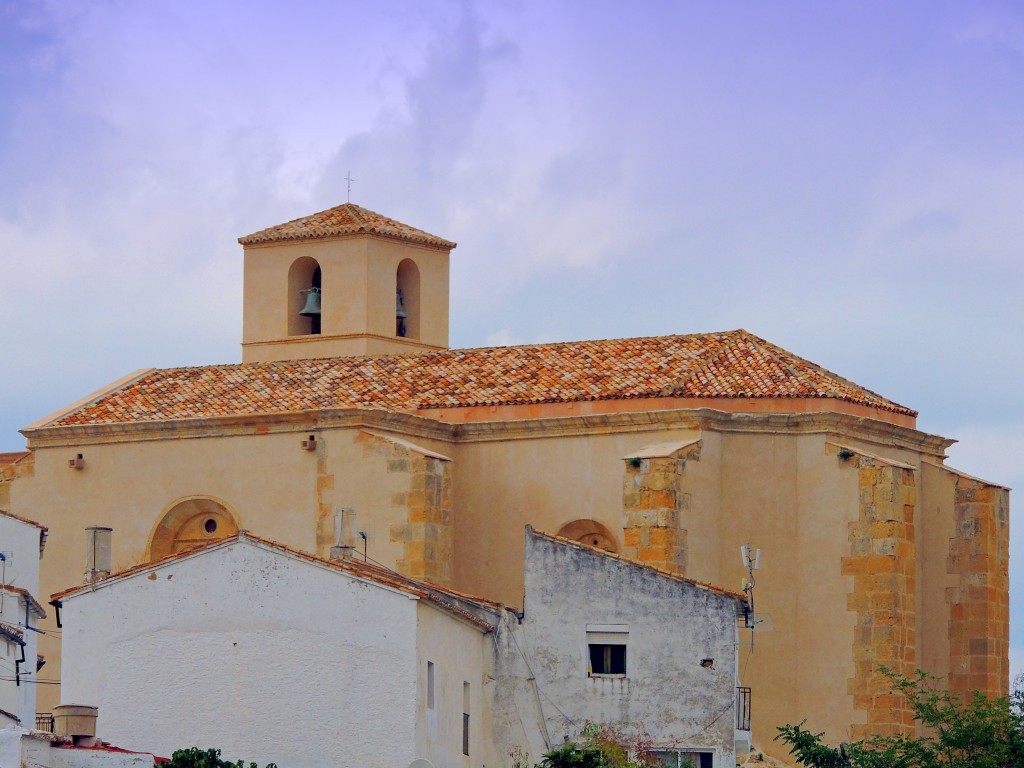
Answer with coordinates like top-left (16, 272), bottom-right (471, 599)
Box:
top-left (414, 601), bottom-right (489, 768)
top-left (58, 540), bottom-right (421, 768)
top-left (494, 533), bottom-right (742, 767)
top-left (0, 513), bottom-right (43, 725)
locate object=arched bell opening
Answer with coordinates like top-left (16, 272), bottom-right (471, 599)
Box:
top-left (288, 257), bottom-right (322, 336)
top-left (557, 519), bottom-right (620, 554)
top-left (396, 259), bottom-right (420, 339)
top-left (148, 496), bottom-right (240, 561)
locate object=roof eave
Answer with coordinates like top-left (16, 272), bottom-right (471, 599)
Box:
top-left (238, 230), bottom-right (456, 251)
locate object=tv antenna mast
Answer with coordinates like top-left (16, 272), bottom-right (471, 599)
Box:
top-left (740, 543), bottom-right (767, 650)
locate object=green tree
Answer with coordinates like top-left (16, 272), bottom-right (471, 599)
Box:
top-left (163, 747), bottom-right (278, 768)
top-left (776, 669), bottom-right (1024, 768)
top-left (538, 722), bottom-right (684, 768)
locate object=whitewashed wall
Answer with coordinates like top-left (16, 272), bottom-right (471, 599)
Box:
top-left (0, 513), bottom-right (43, 725)
top-left (59, 539), bottom-right (423, 768)
top-left (414, 601), bottom-right (489, 768)
top-left (489, 531), bottom-right (742, 768)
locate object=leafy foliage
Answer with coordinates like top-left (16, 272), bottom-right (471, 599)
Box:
top-left (163, 747), bottom-right (278, 768)
top-left (537, 722), bottom-right (681, 768)
top-left (776, 668), bottom-right (1024, 768)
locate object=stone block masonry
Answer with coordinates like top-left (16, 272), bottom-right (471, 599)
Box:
top-left (947, 474), bottom-right (1009, 698)
top-left (841, 455), bottom-right (917, 738)
top-left (351, 432), bottom-right (454, 587)
top-left (621, 442), bottom-right (701, 575)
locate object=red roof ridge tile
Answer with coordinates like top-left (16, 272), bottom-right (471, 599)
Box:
top-left (238, 202), bottom-right (456, 250)
top-left (0, 584), bottom-right (46, 618)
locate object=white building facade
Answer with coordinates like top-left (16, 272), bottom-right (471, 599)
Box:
top-left (54, 530), bottom-right (748, 768)
top-left (0, 510), bottom-right (47, 727)
top-left (489, 529), bottom-right (749, 768)
top-left (54, 533), bottom-right (492, 768)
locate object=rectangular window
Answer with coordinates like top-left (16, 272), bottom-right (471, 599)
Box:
top-left (427, 661), bottom-right (435, 711)
top-left (586, 624), bottom-right (628, 677)
top-left (589, 643), bottom-right (627, 675)
top-left (652, 751), bottom-right (713, 768)
top-left (462, 681), bottom-right (470, 755)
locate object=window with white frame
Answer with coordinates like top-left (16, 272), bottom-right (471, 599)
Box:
top-left (586, 624), bottom-right (628, 677)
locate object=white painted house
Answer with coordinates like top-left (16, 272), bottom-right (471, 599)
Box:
top-left (0, 509), bottom-right (48, 727)
top-left (52, 529), bottom-right (749, 768)
top-left (53, 532), bottom-right (497, 768)
top-left (490, 529), bottom-right (750, 768)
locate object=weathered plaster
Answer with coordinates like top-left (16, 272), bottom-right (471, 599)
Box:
top-left (487, 530), bottom-right (744, 767)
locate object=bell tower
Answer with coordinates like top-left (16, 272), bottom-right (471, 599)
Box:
top-left (239, 203), bottom-right (455, 363)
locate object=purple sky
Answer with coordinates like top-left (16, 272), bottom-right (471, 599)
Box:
top-left (2, 0), bottom-right (1023, 672)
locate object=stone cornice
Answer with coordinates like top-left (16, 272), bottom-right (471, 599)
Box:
top-left (23, 406), bottom-right (954, 457)
top-left (452, 408), bottom-right (953, 455)
top-left (240, 331), bottom-right (444, 351)
top-left (22, 409), bottom-right (458, 448)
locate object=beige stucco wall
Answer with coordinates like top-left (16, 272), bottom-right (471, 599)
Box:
top-left (11, 421), bottom-right (457, 714)
top-left (241, 235), bottom-right (450, 361)
top-left (8, 406), bottom-right (1001, 762)
top-left (447, 418), bottom-right (972, 753)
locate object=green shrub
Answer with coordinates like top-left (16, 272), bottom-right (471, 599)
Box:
top-left (163, 747), bottom-right (277, 768)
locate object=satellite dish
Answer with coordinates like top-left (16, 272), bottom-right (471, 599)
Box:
top-left (409, 760), bottom-right (435, 768)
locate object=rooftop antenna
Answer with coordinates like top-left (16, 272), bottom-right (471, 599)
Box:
top-left (740, 543), bottom-right (764, 649)
top-left (345, 171), bottom-right (355, 203)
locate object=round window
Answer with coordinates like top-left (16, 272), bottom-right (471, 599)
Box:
top-left (204, 518), bottom-right (218, 534)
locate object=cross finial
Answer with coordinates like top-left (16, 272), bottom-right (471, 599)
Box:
top-left (345, 171), bottom-right (355, 202)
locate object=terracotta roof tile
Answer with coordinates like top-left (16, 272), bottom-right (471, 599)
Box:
top-left (0, 620), bottom-right (24, 642)
top-left (238, 202), bottom-right (456, 250)
top-left (0, 585), bottom-right (45, 618)
top-left (43, 330), bottom-right (914, 427)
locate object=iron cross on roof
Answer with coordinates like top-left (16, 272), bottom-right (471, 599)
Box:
top-left (345, 171), bottom-right (355, 202)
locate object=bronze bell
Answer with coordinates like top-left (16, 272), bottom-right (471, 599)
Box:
top-left (300, 287), bottom-right (322, 317)
top-left (395, 290), bottom-right (407, 320)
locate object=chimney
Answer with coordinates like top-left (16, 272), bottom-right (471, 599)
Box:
top-left (53, 704), bottom-right (99, 745)
top-left (84, 526), bottom-right (112, 584)
top-left (330, 508), bottom-right (356, 560)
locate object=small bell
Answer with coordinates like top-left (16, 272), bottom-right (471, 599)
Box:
top-left (300, 287), bottom-right (322, 317)
top-left (396, 289), bottom-right (407, 337)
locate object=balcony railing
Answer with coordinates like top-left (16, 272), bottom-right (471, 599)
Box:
top-left (736, 687), bottom-right (751, 731)
top-left (35, 713), bottom-right (54, 733)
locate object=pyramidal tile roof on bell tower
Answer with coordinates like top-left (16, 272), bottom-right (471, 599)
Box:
top-left (238, 202), bottom-right (457, 250)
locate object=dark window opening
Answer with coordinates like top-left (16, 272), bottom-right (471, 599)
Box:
top-left (204, 518), bottom-right (218, 534)
top-left (462, 712), bottom-right (470, 755)
top-left (589, 644), bottom-right (626, 676)
top-left (427, 661), bottom-right (435, 710)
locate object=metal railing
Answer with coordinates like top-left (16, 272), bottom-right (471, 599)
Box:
top-left (35, 713), bottom-right (54, 733)
top-left (736, 687), bottom-right (751, 731)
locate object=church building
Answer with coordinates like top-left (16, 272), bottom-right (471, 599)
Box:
top-left (0, 203), bottom-right (1010, 759)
